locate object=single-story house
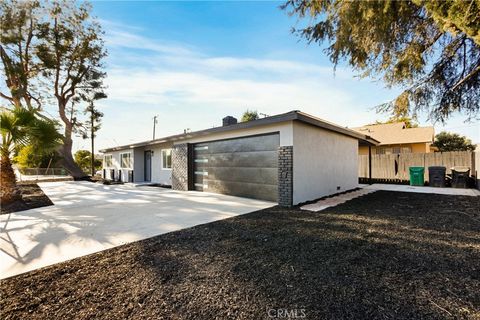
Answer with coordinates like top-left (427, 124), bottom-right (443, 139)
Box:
top-left (353, 122), bottom-right (435, 155)
top-left (100, 111), bottom-right (378, 207)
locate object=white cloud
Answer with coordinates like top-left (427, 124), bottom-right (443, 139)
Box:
top-left (106, 30), bottom-right (197, 56)
top-left (73, 21), bottom-right (477, 152)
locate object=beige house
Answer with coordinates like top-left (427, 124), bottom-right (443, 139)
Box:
top-left (353, 122), bottom-right (435, 155)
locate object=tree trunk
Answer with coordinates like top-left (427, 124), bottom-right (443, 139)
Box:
top-left (58, 99), bottom-right (87, 179)
top-left (0, 156), bottom-right (21, 205)
top-left (62, 136), bottom-right (87, 179)
top-left (61, 130), bottom-right (87, 179)
top-left (91, 111), bottom-right (95, 176)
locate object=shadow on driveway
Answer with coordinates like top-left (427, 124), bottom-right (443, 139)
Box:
top-left (0, 181), bottom-right (274, 279)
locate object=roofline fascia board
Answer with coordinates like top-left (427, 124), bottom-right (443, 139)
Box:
top-left (99, 110), bottom-right (379, 152)
top-left (376, 140), bottom-right (435, 146)
top-left (100, 111), bottom-right (298, 152)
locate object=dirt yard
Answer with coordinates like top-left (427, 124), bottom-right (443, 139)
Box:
top-left (1, 191), bottom-right (479, 319)
top-left (1, 183), bottom-right (53, 214)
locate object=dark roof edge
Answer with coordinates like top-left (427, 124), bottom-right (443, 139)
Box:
top-left (100, 110), bottom-right (379, 152)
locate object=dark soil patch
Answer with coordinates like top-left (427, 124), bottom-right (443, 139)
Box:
top-left (1, 191), bottom-right (479, 319)
top-left (1, 184), bottom-right (53, 214)
top-left (144, 183), bottom-right (172, 189)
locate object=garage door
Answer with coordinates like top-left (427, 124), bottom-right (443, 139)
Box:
top-left (193, 133), bottom-right (279, 201)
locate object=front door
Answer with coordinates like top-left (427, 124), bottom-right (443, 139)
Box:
top-left (144, 150), bottom-right (152, 182)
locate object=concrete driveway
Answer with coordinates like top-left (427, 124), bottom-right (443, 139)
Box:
top-left (0, 181), bottom-right (274, 279)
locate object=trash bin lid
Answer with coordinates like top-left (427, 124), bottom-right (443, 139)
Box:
top-left (428, 166), bottom-right (446, 170)
top-left (451, 167), bottom-right (470, 173)
top-left (409, 166), bottom-right (424, 172)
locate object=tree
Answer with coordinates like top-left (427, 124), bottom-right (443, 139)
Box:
top-left (82, 100), bottom-right (104, 175)
top-left (375, 116), bottom-right (419, 128)
top-left (241, 109), bottom-right (259, 122)
top-left (282, 0), bottom-right (480, 122)
top-left (13, 144), bottom-right (59, 169)
top-left (432, 131), bottom-right (476, 152)
top-left (74, 149), bottom-right (101, 173)
top-left (0, 0), bottom-right (107, 179)
top-left (0, 1), bottom-right (44, 112)
top-left (1, 107), bottom-right (62, 204)
top-left (37, 1), bottom-right (107, 178)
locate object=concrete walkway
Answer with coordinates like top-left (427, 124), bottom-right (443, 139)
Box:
top-left (301, 189), bottom-right (377, 212)
top-left (301, 183), bottom-right (479, 212)
top-left (0, 181), bottom-right (274, 279)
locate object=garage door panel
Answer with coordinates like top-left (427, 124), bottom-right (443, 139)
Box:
top-left (203, 180), bottom-right (278, 202)
top-left (194, 134), bottom-right (279, 154)
top-left (194, 151), bottom-right (278, 168)
top-left (194, 133), bottom-right (279, 201)
top-left (196, 167), bottom-right (277, 185)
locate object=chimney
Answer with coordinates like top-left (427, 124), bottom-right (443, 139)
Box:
top-left (222, 116), bottom-right (237, 126)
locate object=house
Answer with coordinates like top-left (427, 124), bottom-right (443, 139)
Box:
top-left (353, 122), bottom-right (435, 155)
top-left (100, 111), bottom-right (378, 207)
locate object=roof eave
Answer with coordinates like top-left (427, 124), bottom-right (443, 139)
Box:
top-left (99, 110), bottom-right (380, 152)
top-left (295, 112), bottom-right (380, 145)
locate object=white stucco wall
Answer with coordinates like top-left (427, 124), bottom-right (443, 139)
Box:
top-left (103, 143), bottom-right (173, 184)
top-left (147, 143), bottom-right (173, 185)
top-left (102, 149), bottom-right (134, 182)
top-left (177, 122), bottom-right (293, 146)
top-left (292, 121), bottom-right (358, 205)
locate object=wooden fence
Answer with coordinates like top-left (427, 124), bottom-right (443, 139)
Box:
top-left (359, 151), bottom-right (475, 183)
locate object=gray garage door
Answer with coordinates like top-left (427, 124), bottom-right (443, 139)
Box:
top-left (193, 133), bottom-right (279, 201)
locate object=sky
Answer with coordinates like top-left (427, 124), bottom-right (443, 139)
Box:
top-left (72, 1), bottom-right (479, 152)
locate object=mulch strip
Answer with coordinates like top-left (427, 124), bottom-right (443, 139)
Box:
top-left (1, 191), bottom-right (479, 319)
top-left (1, 183), bottom-right (53, 214)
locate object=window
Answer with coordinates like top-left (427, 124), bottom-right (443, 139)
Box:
top-left (401, 147), bottom-right (412, 153)
top-left (376, 147), bottom-right (393, 155)
top-left (162, 149), bottom-right (172, 169)
top-left (376, 146), bottom-right (412, 154)
top-left (120, 153), bottom-right (132, 168)
top-left (104, 155), bottom-right (112, 167)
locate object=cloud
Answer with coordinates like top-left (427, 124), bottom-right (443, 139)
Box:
top-left (79, 21), bottom-right (400, 151)
top-left (106, 30), bottom-right (197, 56)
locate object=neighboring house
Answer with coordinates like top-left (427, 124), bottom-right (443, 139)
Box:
top-left (100, 110), bottom-right (378, 207)
top-left (353, 122), bottom-right (435, 155)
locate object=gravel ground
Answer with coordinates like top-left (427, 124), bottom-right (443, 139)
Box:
top-left (1, 183), bottom-right (53, 214)
top-left (1, 191), bottom-right (479, 319)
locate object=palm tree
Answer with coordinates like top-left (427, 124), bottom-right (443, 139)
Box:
top-left (1, 107), bottom-right (62, 204)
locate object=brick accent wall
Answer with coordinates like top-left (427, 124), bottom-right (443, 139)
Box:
top-left (278, 146), bottom-right (293, 207)
top-left (172, 143), bottom-right (189, 191)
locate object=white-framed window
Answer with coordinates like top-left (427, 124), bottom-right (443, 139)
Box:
top-left (104, 154), bottom-right (113, 167)
top-left (120, 152), bottom-right (132, 168)
top-left (162, 149), bottom-right (172, 169)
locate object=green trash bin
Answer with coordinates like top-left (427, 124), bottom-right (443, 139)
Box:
top-left (409, 167), bottom-right (425, 186)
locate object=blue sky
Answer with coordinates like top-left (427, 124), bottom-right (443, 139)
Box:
top-left (73, 1), bottom-right (479, 151)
